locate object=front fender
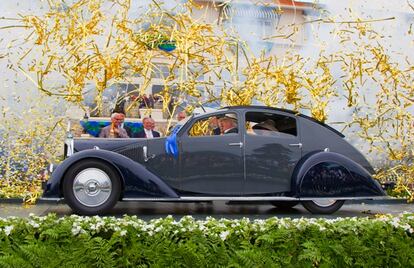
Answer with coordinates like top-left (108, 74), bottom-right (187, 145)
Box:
top-left (292, 151), bottom-right (385, 198)
top-left (43, 149), bottom-right (179, 199)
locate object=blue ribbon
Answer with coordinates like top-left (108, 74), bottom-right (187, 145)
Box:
top-left (165, 126), bottom-right (180, 158)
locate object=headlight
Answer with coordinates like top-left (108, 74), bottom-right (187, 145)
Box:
top-left (48, 163), bottom-right (54, 173)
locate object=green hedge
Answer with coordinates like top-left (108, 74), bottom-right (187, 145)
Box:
top-left (0, 213), bottom-right (413, 267)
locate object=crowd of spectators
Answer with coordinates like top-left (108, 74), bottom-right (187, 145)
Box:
top-left (136, 94), bottom-right (160, 109)
top-left (111, 94), bottom-right (160, 115)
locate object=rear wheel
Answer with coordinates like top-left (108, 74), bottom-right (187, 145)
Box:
top-left (301, 199), bottom-right (345, 214)
top-left (271, 201), bottom-right (299, 209)
top-left (62, 159), bottom-right (121, 215)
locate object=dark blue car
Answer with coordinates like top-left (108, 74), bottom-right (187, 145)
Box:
top-left (42, 106), bottom-right (386, 215)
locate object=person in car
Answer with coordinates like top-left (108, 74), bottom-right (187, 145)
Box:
top-left (134, 117), bottom-right (160, 138)
top-left (219, 114), bottom-right (238, 134)
top-left (209, 116), bottom-right (221, 135)
top-left (99, 112), bottom-right (129, 138)
top-left (253, 119), bottom-right (278, 131)
top-left (252, 119), bottom-right (279, 136)
top-left (176, 111), bottom-right (186, 121)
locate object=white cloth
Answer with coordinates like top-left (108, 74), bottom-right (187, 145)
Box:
top-left (145, 129), bottom-right (153, 138)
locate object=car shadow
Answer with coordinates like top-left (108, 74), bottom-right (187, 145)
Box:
top-left (34, 201), bottom-right (414, 219)
top-left (43, 201), bottom-right (306, 220)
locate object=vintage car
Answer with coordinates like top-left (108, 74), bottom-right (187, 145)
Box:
top-left (42, 106), bottom-right (386, 215)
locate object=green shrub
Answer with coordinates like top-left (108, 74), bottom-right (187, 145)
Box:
top-left (0, 213), bottom-right (413, 267)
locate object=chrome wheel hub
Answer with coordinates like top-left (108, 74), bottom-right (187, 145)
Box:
top-left (312, 199), bottom-right (336, 207)
top-left (73, 168), bottom-right (112, 207)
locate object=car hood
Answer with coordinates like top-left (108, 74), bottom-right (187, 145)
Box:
top-left (73, 138), bottom-right (163, 153)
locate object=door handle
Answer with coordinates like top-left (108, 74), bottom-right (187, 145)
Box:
top-left (229, 142), bottom-right (243, 148)
top-left (143, 146), bottom-right (156, 162)
top-left (289, 143), bottom-right (302, 148)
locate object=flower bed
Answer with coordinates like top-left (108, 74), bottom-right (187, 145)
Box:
top-left (0, 213), bottom-right (413, 267)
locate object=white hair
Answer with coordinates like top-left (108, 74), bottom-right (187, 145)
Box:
top-left (111, 113), bottom-right (120, 119)
top-left (142, 117), bottom-right (154, 123)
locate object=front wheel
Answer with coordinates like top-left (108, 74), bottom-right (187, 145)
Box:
top-left (301, 199), bottom-right (345, 214)
top-left (62, 159), bottom-right (121, 215)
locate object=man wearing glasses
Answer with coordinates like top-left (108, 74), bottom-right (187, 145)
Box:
top-left (99, 112), bottom-right (129, 138)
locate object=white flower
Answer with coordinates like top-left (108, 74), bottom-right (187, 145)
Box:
top-left (219, 231), bottom-right (230, 241)
top-left (71, 225), bottom-right (82, 235)
top-left (4, 225), bottom-right (13, 236)
top-left (28, 220), bottom-right (40, 228)
top-left (120, 230), bottom-right (127, 236)
top-left (390, 219), bottom-right (400, 228)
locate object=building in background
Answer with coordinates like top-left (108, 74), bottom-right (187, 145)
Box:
top-left (1, 0), bottom-right (412, 123)
top-left (109, 0), bottom-right (317, 120)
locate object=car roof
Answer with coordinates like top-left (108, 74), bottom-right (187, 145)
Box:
top-left (221, 105), bottom-right (297, 115)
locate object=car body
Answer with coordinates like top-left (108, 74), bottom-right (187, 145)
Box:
top-left (42, 106), bottom-right (386, 215)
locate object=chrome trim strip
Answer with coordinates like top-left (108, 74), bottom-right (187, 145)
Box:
top-left (180, 196), bottom-right (299, 201)
top-left (38, 196), bottom-right (388, 203)
top-left (299, 196), bottom-right (389, 201)
top-left (123, 198), bottom-right (181, 202)
top-left (122, 196), bottom-right (388, 202)
top-left (39, 197), bottom-right (63, 201)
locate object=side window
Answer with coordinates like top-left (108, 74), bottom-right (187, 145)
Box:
top-left (245, 112), bottom-right (297, 137)
top-left (188, 117), bottom-right (211, 137)
top-left (188, 113), bottom-right (238, 137)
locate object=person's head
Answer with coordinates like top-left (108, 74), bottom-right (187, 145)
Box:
top-left (142, 117), bottom-right (155, 130)
top-left (176, 111), bottom-right (186, 121)
top-left (219, 114), bottom-right (237, 132)
top-left (111, 112), bottom-right (124, 128)
top-left (253, 119), bottom-right (278, 131)
top-left (118, 112), bottom-right (127, 127)
top-left (209, 116), bottom-right (219, 128)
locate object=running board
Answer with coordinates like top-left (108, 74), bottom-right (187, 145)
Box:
top-left (38, 196), bottom-right (388, 203)
top-left (122, 196), bottom-right (388, 202)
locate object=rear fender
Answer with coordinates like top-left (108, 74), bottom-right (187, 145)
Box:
top-left (292, 151), bottom-right (385, 198)
top-left (43, 149), bottom-right (179, 199)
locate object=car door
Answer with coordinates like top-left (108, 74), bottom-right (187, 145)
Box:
top-left (243, 111), bottom-right (302, 194)
top-left (178, 112), bottom-right (243, 195)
